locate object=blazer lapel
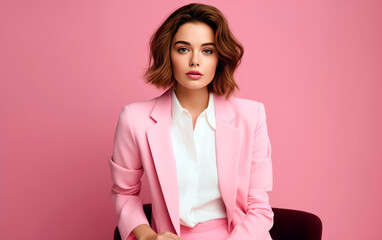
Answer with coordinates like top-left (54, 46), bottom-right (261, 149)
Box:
top-left (213, 92), bottom-right (241, 228)
top-left (146, 87), bottom-right (241, 234)
top-left (146, 87), bottom-right (180, 234)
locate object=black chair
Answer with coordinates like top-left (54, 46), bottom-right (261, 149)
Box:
top-left (270, 208), bottom-right (322, 240)
top-left (114, 204), bottom-right (322, 240)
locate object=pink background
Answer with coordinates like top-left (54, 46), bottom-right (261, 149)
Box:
top-left (1, 0), bottom-right (381, 239)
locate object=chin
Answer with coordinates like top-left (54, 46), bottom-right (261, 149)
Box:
top-left (178, 81), bottom-right (210, 90)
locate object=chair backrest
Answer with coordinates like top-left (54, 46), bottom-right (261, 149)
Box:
top-left (114, 204), bottom-right (323, 240)
top-left (270, 207), bottom-right (323, 240)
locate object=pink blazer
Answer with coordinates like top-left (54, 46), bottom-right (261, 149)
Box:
top-left (109, 86), bottom-right (274, 240)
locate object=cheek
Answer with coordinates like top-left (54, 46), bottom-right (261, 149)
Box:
top-left (171, 55), bottom-right (183, 73)
top-left (207, 57), bottom-right (219, 73)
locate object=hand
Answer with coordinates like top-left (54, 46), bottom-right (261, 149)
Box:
top-left (144, 232), bottom-right (182, 240)
top-left (133, 224), bottom-right (182, 240)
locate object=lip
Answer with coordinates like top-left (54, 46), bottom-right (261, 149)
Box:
top-left (186, 70), bottom-right (203, 80)
top-left (186, 70), bottom-right (203, 75)
top-left (186, 73), bottom-right (202, 80)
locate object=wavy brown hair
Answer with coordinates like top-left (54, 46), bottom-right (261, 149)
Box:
top-left (144, 3), bottom-right (244, 99)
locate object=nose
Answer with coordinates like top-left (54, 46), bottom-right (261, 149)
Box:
top-left (189, 52), bottom-right (199, 66)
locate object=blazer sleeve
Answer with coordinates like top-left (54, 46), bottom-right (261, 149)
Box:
top-left (227, 102), bottom-right (274, 240)
top-left (109, 104), bottom-right (150, 240)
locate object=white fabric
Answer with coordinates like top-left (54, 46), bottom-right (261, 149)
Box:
top-left (170, 89), bottom-right (227, 227)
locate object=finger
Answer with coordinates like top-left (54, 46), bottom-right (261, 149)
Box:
top-left (163, 231), bottom-right (182, 240)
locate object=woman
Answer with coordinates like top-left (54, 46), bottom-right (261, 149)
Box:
top-left (109, 3), bottom-right (273, 240)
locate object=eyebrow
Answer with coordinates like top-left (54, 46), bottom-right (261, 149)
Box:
top-left (174, 40), bottom-right (216, 47)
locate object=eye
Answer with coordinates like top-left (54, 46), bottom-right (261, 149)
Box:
top-left (203, 49), bottom-right (213, 54)
top-left (177, 47), bottom-right (189, 53)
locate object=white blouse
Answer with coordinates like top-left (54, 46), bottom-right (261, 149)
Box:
top-left (170, 89), bottom-right (227, 227)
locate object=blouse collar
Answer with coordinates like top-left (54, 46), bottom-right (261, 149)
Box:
top-left (171, 88), bottom-right (216, 130)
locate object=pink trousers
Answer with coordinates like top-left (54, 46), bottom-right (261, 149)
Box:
top-left (179, 218), bottom-right (230, 240)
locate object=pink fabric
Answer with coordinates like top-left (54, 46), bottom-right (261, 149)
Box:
top-left (109, 86), bottom-right (274, 240)
top-left (180, 218), bottom-right (230, 240)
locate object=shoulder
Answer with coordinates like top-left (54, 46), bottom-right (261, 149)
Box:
top-left (229, 95), bottom-right (263, 110)
top-left (228, 95), bottom-right (267, 122)
top-left (118, 95), bottom-right (158, 124)
top-left (122, 98), bottom-right (156, 114)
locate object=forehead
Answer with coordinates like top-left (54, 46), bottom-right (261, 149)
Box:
top-left (172, 22), bottom-right (215, 44)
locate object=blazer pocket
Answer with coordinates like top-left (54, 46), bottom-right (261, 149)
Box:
top-left (237, 161), bottom-right (251, 176)
top-left (237, 168), bottom-right (250, 176)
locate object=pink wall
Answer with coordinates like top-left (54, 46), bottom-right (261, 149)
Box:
top-left (1, 0), bottom-right (381, 239)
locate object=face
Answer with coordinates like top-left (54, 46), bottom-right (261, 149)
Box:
top-left (170, 22), bottom-right (219, 92)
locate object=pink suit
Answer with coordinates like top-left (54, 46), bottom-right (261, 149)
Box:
top-left (109, 86), bottom-right (274, 240)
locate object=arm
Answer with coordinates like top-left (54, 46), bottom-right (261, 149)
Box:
top-left (227, 103), bottom-right (274, 240)
top-left (109, 104), bottom-right (150, 240)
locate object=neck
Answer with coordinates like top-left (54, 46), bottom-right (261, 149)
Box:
top-left (173, 84), bottom-right (209, 113)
